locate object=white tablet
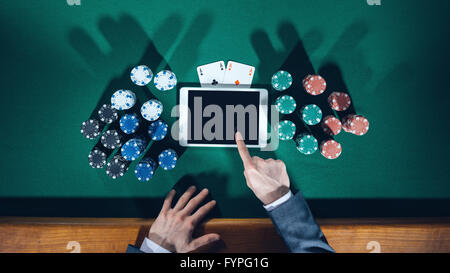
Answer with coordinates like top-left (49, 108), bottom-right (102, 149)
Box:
top-left (179, 87), bottom-right (268, 148)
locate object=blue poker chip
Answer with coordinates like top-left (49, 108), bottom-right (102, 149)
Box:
top-left (148, 120), bottom-right (168, 141)
top-left (121, 138), bottom-right (147, 161)
top-left (134, 158), bottom-right (157, 182)
top-left (120, 113), bottom-right (140, 134)
top-left (158, 148), bottom-right (177, 170)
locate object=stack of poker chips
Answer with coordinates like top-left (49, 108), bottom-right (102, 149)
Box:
top-left (140, 99), bottom-right (163, 121)
top-left (82, 64), bottom-right (180, 180)
top-left (106, 155), bottom-right (128, 179)
top-left (271, 70), bottom-right (370, 160)
top-left (121, 138), bottom-right (147, 161)
top-left (80, 119), bottom-right (103, 140)
top-left (148, 120), bottom-right (168, 141)
top-left (134, 158), bottom-right (157, 182)
top-left (120, 113), bottom-right (140, 135)
top-left (158, 149), bottom-right (178, 171)
top-left (111, 89), bottom-right (136, 110)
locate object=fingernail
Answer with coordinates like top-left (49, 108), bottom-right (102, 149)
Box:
top-left (190, 185), bottom-right (196, 190)
top-left (235, 131), bottom-right (243, 141)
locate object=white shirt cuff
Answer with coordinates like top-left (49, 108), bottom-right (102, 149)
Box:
top-left (263, 191), bottom-right (293, 211)
top-left (139, 238), bottom-right (171, 253)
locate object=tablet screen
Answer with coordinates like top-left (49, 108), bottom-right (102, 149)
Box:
top-left (185, 89), bottom-right (261, 145)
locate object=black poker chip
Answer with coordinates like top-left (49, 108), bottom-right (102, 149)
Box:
top-left (101, 129), bottom-right (121, 149)
top-left (88, 148), bottom-right (107, 168)
top-left (81, 119), bottom-right (101, 139)
top-left (106, 155), bottom-right (128, 179)
top-left (98, 104), bottom-right (119, 124)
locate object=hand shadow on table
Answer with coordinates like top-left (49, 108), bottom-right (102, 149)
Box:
top-left (70, 13), bottom-right (212, 175)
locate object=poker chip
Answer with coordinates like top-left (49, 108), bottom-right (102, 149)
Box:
top-left (88, 148), bottom-right (107, 168)
top-left (301, 104), bottom-right (322, 125)
top-left (322, 115), bottom-right (342, 136)
top-left (141, 99), bottom-right (163, 121)
top-left (106, 155), bottom-right (128, 179)
top-left (154, 70), bottom-right (177, 91)
top-left (278, 120), bottom-right (296, 141)
top-left (342, 115), bottom-right (369, 136)
top-left (328, 92), bottom-right (352, 111)
top-left (275, 95), bottom-right (296, 114)
top-left (303, 75), bottom-right (326, 95)
top-left (101, 129), bottom-right (122, 149)
top-left (121, 138), bottom-right (147, 161)
top-left (80, 119), bottom-right (102, 139)
top-left (130, 65), bottom-right (153, 86)
top-left (148, 120), bottom-right (168, 141)
top-left (98, 104), bottom-right (119, 124)
top-left (158, 149), bottom-right (178, 170)
top-left (271, 70), bottom-right (293, 91)
top-left (120, 113), bottom-right (140, 134)
top-left (111, 89), bottom-right (136, 110)
top-left (134, 157), bottom-right (157, 182)
top-left (295, 133), bottom-right (318, 155)
top-left (320, 140), bottom-right (342, 160)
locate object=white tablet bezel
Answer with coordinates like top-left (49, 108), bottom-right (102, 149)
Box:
top-left (179, 87), bottom-right (268, 148)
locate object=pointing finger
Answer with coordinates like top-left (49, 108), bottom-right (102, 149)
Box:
top-left (235, 132), bottom-right (254, 169)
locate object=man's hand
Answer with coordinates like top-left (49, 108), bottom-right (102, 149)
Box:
top-left (148, 186), bottom-right (220, 252)
top-left (235, 132), bottom-right (290, 205)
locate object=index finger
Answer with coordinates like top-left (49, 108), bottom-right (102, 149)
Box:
top-left (235, 132), bottom-right (254, 169)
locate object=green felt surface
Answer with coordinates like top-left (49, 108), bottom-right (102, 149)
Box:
top-left (0, 0), bottom-right (449, 218)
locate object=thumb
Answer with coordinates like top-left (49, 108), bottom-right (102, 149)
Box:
top-left (189, 233), bottom-right (220, 251)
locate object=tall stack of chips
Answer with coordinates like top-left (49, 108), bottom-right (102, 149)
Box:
top-left (158, 149), bottom-right (178, 170)
top-left (295, 133), bottom-right (318, 155)
top-left (130, 65), bottom-right (153, 86)
top-left (106, 155), bottom-right (128, 179)
top-left (141, 99), bottom-right (163, 121)
top-left (301, 104), bottom-right (322, 125)
top-left (271, 70), bottom-right (293, 91)
top-left (154, 70), bottom-right (177, 91)
top-left (101, 129), bottom-right (122, 149)
top-left (120, 113), bottom-right (140, 134)
top-left (98, 104), bottom-right (119, 124)
top-left (148, 120), bottom-right (168, 141)
top-left (88, 148), bottom-right (107, 168)
top-left (303, 75), bottom-right (326, 95)
top-left (278, 120), bottom-right (296, 141)
top-left (135, 158), bottom-right (157, 182)
top-left (342, 115), bottom-right (369, 136)
top-left (80, 119), bottom-right (103, 139)
top-left (121, 138), bottom-right (147, 161)
top-left (111, 89), bottom-right (136, 110)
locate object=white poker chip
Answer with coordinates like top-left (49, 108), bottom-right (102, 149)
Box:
top-left (154, 70), bottom-right (177, 91)
top-left (140, 99), bottom-right (163, 121)
top-left (111, 89), bottom-right (136, 110)
top-left (130, 65), bottom-right (153, 86)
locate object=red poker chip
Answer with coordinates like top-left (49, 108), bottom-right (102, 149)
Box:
top-left (322, 115), bottom-right (342, 136)
top-left (342, 115), bottom-right (369, 136)
top-left (328, 92), bottom-right (352, 111)
top-left (320, 139), bottom-right (342, 159)
top-left (303, 75), bottom-right (326, 96)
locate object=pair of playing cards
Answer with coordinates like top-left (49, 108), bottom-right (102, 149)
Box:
top-left (197, 60), bottom-right (255, 88)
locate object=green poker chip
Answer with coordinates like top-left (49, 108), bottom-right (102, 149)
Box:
top-left (295, 133), bottom-right (318, 155)
top-left (278, 120), bottom-right (296, 141)
top-left (271, 70), bottom-right (293, 91)
top-left (275, 95), bottom-right (296, 114)
top-left (301, 104), bottom-right (322, 125)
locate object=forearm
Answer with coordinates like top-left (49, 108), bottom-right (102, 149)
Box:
top-left (267, 191), bottom-right (335, 253)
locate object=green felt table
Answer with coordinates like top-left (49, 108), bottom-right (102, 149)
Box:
top-left (1, 0), bottom-right (449, 218)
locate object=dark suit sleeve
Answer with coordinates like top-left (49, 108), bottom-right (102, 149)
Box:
top-left (267, 192), bottom-right (335, 253)
top-left (126, 244), bottom-right (144, 253)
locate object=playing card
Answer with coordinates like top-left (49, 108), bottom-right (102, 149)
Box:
top-left (222, 61), bottom-right (255, 87)
top-left (197, 61), bottom-right (226, 87)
